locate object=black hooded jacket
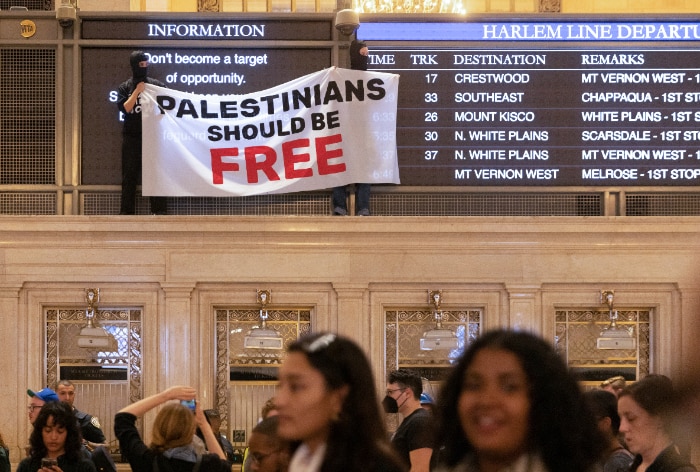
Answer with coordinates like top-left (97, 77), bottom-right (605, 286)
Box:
top-left (116, 50), bottom-right (165, 133)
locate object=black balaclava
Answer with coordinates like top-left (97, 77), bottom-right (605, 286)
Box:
top-left (130, 50), bottom-right (149, 84)
top-left (349, 39), bottom-right (368, 71)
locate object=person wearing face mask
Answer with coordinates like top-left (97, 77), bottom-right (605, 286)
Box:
top-left (384, 370), bottom-right (435, 472)
top-left (116, 50), bottom-right (168, 215)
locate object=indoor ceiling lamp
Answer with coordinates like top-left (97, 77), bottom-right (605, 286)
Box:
top-left (420, 290), bottom-right (459, 351)
top-left (596, 290), bottom-right (636, 350)
top-left (77, 288), bottom-right (118, 350)
top-left (243, 290), bottom-right (284, 350)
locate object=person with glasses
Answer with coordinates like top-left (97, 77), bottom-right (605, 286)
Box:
top-left (242, 397), bottom-right (280, 472)
top-left (383, 369), bottom-right (434, 472)
top-left (275, 332), bottom-right (405, 472)
top-left (27, 388), bottom-right (60, 425)
top-left (247, 416), bottom-right (289, 472)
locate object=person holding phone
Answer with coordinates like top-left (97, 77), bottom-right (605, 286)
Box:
top-left (115, 385), bottom-right (230, 472)
top-left (181, 400), bottom-right (196, 411)
top-left (17, 402), bottom-right (96, 472)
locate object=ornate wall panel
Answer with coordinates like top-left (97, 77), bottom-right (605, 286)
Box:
top-left (215, 307), bottom-right (311, 443)
top-left (385, 308), bottom-right (481, 376)
top-left (45, 307), bottom-right (142, 448)
top-left (555, 308), bottom-right (650, 386)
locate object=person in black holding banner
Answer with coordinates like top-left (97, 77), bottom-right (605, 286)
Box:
top-left (116, 50), bottom-right (168, 215)
top-left (332, 39), bottom-right (372, 216)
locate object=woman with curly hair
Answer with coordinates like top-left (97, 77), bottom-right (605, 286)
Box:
top-left (275, 332), bottom-right (405, 472)
top-left (18, 401), bottom-right (96, 472)
top-left (433, 329), bottom-right (606, 472)
top-left (114, 386), bottom-right (230, 472)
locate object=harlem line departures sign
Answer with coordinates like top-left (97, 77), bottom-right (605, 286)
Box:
top-left (360, 17), bottom-right (700, 186)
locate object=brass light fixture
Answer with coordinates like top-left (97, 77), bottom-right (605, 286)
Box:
top-left (596, 290), bottom-right (636, 350)
top-left (420, 290), bottom-right (459, 351)
top-left (243, 289), bottom-right (284, 350)
top-left (77, 288), bottom-right (118, 350)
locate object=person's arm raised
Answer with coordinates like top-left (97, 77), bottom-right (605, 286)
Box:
top-left (118, 385), bottom-right (196, 418)
top-left (194, 403), bottom-right (226, 460)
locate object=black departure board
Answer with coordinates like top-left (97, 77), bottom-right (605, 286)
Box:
top-left (79, 16), bottom-right (332, 186)
top-left (361, 19), bottom-right (700, 186)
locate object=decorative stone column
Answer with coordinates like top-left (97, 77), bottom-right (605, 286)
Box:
top-left (159, 283), bottom-right (197, 387)
top-left (506, 284), bottom-right (541, 333)
top-left (0, 284), bottom-right (22, 453)
top-left (332, 283), bottom-right (370, 349)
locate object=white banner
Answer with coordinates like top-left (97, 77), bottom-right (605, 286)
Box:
top-left (140, 67), bottom-right (400, 197)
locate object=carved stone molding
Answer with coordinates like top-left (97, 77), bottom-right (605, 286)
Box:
top-left (539, 0), bottom-right (560, 12)
top-left (198, 0), bottom-right (221, 11)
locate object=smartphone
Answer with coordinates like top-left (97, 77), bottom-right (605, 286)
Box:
top-left (41, 458), bottom-right (58, 469)
top-left (181, 399), bottom-right (196, 411)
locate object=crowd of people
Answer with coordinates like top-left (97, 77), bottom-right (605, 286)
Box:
top-left (11, 328), bottom-right (699, 472)
top-left (240, 329), bottom-right (697, 472)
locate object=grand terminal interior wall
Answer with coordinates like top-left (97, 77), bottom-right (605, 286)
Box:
top-left (1, 216), bottom-right (699, 464)
top-left (2, 0), bottom-right (700, 467)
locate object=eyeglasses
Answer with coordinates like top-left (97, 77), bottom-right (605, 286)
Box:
top-left (251, 450), bottom-right (278, 464)
top-left (385, 388), bottom-right (406, 396)
top-left (27, 405), bottom-right (42, 412)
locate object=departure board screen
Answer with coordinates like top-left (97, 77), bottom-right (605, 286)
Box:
top-left (80, 17), bottom-right (332, 185)
top-left (361, 19), bottom-right (700, 187)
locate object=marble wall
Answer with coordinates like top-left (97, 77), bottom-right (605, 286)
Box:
top-left (2, 215), bottom-right (699, 460)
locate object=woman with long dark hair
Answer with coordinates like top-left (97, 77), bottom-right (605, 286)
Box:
top-left (433, 329), bottom-right (605, 472)
top-left (18, 402), bottom-right (96, 472)
top-left (275, 332), bottom-right (405, 472)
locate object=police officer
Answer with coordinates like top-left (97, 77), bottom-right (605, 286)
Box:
top-left (56, 380), bottom-right (106, 448)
